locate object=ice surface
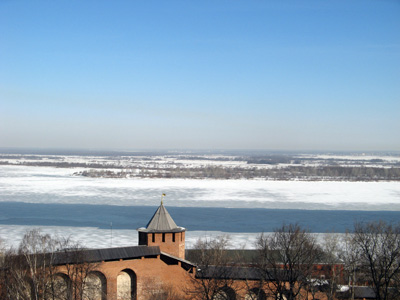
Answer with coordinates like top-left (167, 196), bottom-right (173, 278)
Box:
top-left (0, 165), bottom-right (399, 210)
top-left (0, 225), bottom-right (346, 251)
top-left (0, 161), bottom-right (399, 251)
top-left (0, 224), bottom-right (259, 250)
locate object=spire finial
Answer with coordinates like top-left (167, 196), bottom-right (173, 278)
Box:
top-left (161, 193), bottom-right (166, 205)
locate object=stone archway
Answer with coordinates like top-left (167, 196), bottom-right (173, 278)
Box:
top-left (213, 286), bottom-right (236, 300)
top-left (83, 271), bottom-right (107, 300)
top-left (50, 273), bottom-right (71, 300)
top-left (117, 269), bottom-right (137, 300)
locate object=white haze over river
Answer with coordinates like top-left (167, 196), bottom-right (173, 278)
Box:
top-left (0, 163), bottom-right (399, 249)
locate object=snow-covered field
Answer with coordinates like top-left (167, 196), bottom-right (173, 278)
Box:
top-left (0, 165), bottom-right (399, 210)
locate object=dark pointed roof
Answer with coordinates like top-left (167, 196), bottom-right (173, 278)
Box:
top-left (138, 203), bottom-right (185, 233)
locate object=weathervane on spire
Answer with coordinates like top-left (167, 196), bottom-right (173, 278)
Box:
top-left (161, 193), bottom-right (166, 205)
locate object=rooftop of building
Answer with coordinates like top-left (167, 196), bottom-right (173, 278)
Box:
top-left (138, 201), bottom-right (185, 233)
top-left (8, 245), bottom-right (195, 272)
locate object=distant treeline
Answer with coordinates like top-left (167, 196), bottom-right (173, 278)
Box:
top-left (74, 165), bottom-right (400, 181)
top-left (2, 157), bottom-right (400, 181)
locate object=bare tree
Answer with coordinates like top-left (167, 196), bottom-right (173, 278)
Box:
top-left (339, 231), bottom-right (364, 300)
top-left (1, 248), bottom-right (31, 299)
top-left (351, 221), bottom-right (400, 300)
top-left (318, 233), bottom-right (343, 300)
top-left (255, 223), bottom-right (321, 300)
top-left (60, 248), bottom-right (103, 300)
top-left (187, 235), bottom-right (241, 300)
top-left (0, 229), bottom-right (66, 300)
top-left (19, 229), bottom-right (64, 300)
top-left (0, 236), bottom-right (10, 299)
top-left (0, 229), bottom-right (99, 300)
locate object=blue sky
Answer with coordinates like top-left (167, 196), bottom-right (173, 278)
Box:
top-left (0, 0), bottom-right (399, 151)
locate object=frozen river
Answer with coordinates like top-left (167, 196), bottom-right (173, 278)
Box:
top-left (1, 165), bottom-right (399, 249)
top-left (1, 165), bottom-right (400, 210)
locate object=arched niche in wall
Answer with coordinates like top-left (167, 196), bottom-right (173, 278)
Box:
top-left (83, 271), bottom-right (107, 300)
top-left (117, 269), bottom-right (137, 300)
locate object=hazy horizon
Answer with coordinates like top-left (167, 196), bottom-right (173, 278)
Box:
top-left (1, 147), bottom-right (400, 156)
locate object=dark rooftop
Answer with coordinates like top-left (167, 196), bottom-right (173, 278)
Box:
top-left (186, 249), bottom-right (258, 265)
top-left (138, 202), bottom-right (185, 233)
top-left (14, 245), bottom-right (196, 272)
top-left (52, 245), bottom-right (161, 265)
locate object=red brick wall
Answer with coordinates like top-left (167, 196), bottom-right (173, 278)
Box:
top-left (144, 231), bottom-right (186, 260)
top-left (56, 255), bottom-right (193, 300)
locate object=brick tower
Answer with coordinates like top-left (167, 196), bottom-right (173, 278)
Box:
top-left (138, 201), bottom-right (186, 259)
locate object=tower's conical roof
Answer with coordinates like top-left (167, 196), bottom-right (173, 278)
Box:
top-left (138, 203), bottom-right (185, 233)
